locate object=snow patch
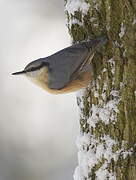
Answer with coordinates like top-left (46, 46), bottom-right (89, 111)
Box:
top-left (77, 89), bottom-right (86, 110)
top-left (123, 49), bottom-right (126, 57)
top-left (120, 82), bottom-right (124, 89)
top-left (74, 166), bottom-right (84, 180)
top-left (96, 164), bottom-right (116, 180)
top-left (74, 133), bottom-right (133, 180)
top-left (119, 23), bottom-right (126, 38)
top-left (65, 0), bottom-right (90, 28)
top-left (108, 58), bottom-right (115, 75)
top-left (88, 104), bottom-right (100, 127)
top-left (132, 18), bottom-right (136, 25)
top-left (103, 68), bottom-right (107, 72)
top-left (90, 17), bottom-right (97, 22)
top-left (98, 75), bottom-right (101, 80)
top-left (94, 91), bottom-right (99, 98)
top-left (65, 0), bottom-right (89, 15)
top-left (88, 90), bottom-right (120, 127)
top-left (101, 92), bottom-right (106, 100)
top-left (92, 0), bottom-right (99, 10)
top-left (71, 19), bottom-right (83, 26)
top-left (76, 133), bottom-right (90, 150)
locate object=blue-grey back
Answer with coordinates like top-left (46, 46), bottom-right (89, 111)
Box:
top-left (44, 36), bottom-right (107, 89)
top-left (47, 43), bottom-right (89, 89)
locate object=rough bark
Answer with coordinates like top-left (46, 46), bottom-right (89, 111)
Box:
top-left (65, 0), bottom-right (136, 179)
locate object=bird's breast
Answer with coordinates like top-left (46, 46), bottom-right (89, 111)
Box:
top-left (27, 69), bottom-right (91, 94)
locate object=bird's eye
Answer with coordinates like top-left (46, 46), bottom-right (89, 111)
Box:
top-left (25, 62), bottom-right (49, 73)
top-left (25, 66), bottom-right (38, 72)
top-left (30, 67), bottom-right (37, 71)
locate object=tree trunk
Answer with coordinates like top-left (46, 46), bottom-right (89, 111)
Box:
top-left (65, 0), bottom-right (136, 179)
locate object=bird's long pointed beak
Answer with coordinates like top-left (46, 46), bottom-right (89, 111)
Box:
top-left (12, 70), bottom-right (26, 75)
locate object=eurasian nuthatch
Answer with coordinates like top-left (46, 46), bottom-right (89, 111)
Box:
top-left (12, 36), bottom-right (107, 94)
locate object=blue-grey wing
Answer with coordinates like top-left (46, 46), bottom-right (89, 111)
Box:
top-left (46, 36), bottom-right (107, 90)
top-left (47, 43), bottom-right (90, 90)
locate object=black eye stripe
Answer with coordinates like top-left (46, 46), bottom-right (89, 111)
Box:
top-left (25, 62), bottom-right (49, 72)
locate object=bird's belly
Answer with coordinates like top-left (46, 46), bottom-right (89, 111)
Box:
top-left (28, 72), bottom-right (91, 94)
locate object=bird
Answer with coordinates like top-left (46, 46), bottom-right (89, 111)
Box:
top-left (12, 36), bottom-right (107, 94)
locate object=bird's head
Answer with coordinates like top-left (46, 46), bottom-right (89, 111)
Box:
top-left (12, 59), bottom-right (49, 79)
top-left (12, 58), bottom-right (50, 89)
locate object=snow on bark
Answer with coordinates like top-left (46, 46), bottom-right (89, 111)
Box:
top-left (74, 130), bottom-right (133, 180)
top-left (132, 18), bottom-right (136, 25)
top-left (65, 0), bottom-right (90, 28)
top-left (65, 0), bottom-right (89, 15)
top-left (88, 90), bottom-right (120, 127)
top-left (119, 23), bottom-right (126, 39)
top-left (74, 56), bottom-right (134, 179)
top-left (75, 87), bottom-right (133, 180)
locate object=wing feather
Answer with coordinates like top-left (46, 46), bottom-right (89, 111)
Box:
top-left (47, 44), bottom-right (90, 89)
top-left (46, 36), bottom-right (106, 90)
